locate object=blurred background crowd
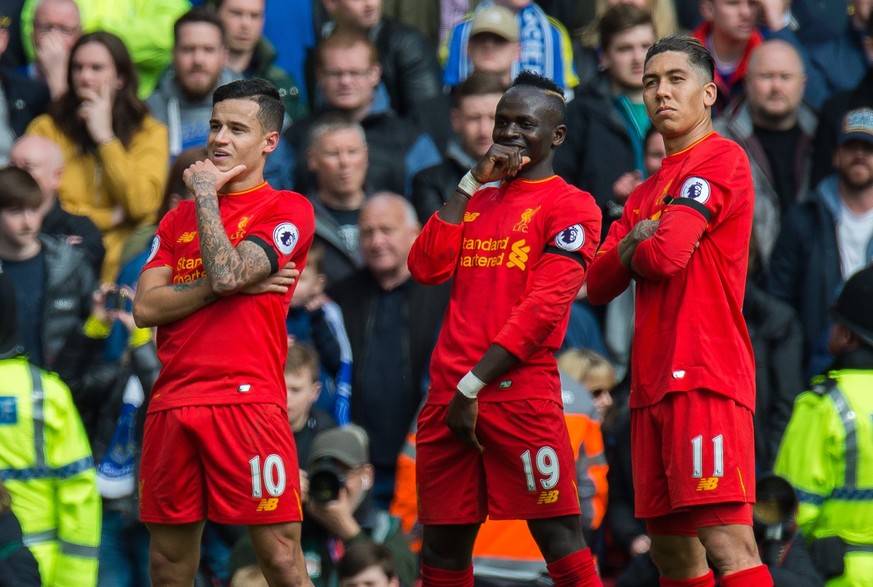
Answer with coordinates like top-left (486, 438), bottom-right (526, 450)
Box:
top-left (1, 0), bottom-right (872, 586)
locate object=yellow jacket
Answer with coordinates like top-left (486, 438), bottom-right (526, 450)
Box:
top-left (0, 357), bottom-right (101, 587)
top-left (775, 353), bottom-right (873, 587)
top-left (27, 114), bottom-right (168, 281)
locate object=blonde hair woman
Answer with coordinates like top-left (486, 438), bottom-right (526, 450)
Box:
top-left (557, 348), bottom-right (617, 422)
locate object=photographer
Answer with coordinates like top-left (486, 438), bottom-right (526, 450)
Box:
top-left (303, 426), bottom-right (417, 587)
top-left (753, 474), bottom-right (823, 587)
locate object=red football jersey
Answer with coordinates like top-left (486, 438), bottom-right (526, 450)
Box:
top-left (142, 182), bottom-right (315, 412)
top-left (587, 132), bottom-right (756, 410)
top-left (408, 175), bottom-right (601, 405)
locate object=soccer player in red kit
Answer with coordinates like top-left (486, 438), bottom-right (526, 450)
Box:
top-left (407, 71), bottom-right (603, 587)
top-left (586, 37), bottom-right (773, 587)
top-left (133, 79), bottom-right (315, 587)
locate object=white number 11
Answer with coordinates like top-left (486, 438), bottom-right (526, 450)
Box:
top-left (691, 435), bottom-right (724, 478)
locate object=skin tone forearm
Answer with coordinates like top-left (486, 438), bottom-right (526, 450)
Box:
top-left (134, 271), bottom-right (220, 327)
top-left (618, 219), bottom-right (659, 272)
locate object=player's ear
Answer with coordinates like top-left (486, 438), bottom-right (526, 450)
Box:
top-left (703, 81), bottom-right (717, 108)
top-left (263, 130), bottom-right (280, 155)
top-left (552, 124), bottom-right (567, 148)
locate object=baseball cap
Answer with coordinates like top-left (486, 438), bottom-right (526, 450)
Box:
top-left (308, 425), bottom-right (369, 469)
top-left (469, 6), bottom-right (519, 42)
top-left (837, 108), bottom-right (873, 147)
top-left (832, 265), bottom-right (873, 347)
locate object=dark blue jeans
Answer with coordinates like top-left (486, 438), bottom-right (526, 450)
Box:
top-left (98, 508), bottom-right (151, 587)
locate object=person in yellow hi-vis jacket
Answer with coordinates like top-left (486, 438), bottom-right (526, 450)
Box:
top-left (775, 265), bottom-right (873, 587)
top-left (0, 271), bottom-right (100, 586)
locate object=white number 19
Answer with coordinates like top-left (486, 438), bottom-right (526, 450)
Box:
top-left (520, 447), bottom-right (560, 491)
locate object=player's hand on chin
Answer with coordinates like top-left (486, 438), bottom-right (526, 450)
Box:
top-left (447, 391), bottom-right (483, 452)
top-left (183, 159), bottom-right (247, 195)
top-left (473, 144), bottom-right (532, 183)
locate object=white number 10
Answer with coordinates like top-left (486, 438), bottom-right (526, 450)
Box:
top-left (249, 454), bottom-right (287, 498)
top-left (520, 447), bottom-right (560, 491)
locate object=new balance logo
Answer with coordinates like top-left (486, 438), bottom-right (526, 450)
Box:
top-left (537, 490), bottom-right (560, 504)
top-left (696, 477), bottom-right (719, 491)
top-left (177, 231), bottom-right (197, 243)
top-left (256, 498), bottom-right (279, 511)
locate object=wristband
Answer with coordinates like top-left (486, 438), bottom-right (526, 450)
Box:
top-left (457, 171), bottom-right (483, 198)
top-left (128, 327), bottom-right (153, 349)
top-left (83, 315), bottom-right (112, 339)
top-left (457, 371), bottom-right (486, 399)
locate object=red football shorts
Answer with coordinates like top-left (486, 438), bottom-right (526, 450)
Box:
top-left (140, 403), bottom-right (303, 525)
top-left (416, 398), bottom-right (581, 525)
top-left (632, 390), bottom-right (755, 519)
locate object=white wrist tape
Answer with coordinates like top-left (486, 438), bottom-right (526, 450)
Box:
top-left (457, 171), bottom-right (482, 198)
top-left (457, 371), bottom-right (486, 399)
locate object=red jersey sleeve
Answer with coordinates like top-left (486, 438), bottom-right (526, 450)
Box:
top-left (142, 206), bottom-right (180, 271)
top-left (492, 189), bottom-right (600, 362)
top-left (242, 194), bottom-right (315, 273)
top-left (408, 211), bottom-right (465, 285)
top-left (633, 144), bottom-right (749, 279)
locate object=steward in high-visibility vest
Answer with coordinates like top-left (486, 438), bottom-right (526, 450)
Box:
top-left (0, 355), bottom-right (101, 586)
top-left (775, 266), bottom-right (873, 587)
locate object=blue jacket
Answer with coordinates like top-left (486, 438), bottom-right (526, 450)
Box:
top-left (768, 176), bottom-right (873, 377)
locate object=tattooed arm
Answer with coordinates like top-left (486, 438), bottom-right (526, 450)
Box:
top-left (133, 266), bottom-right (221, 327)
top-left (186, 161), bottom-right (273, 295)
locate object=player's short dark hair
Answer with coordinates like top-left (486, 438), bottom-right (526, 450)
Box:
top-left (510, 70), bottom-right (566, 124)
top-left (336, 541), bottom-right (398, 581)
top-left (213, 78), bottom-right (285, 134)
top-left (599, 3), bottom-right (653, 51)
top-left (174, 8), bottom-right (226, 46)
top-left (285, 343), bottom-right (320, 381)
top-left (451, 72), bottom-right (509, 109)
top-left (0, 167), bottom-right (43, 211)
top-left (645, 35), bottom-right (714, 83)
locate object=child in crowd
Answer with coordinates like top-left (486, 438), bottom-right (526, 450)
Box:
top-left (286, 242), bottom-right (352, 424)
top-left (337, 541), bottom-right (401, 587)
top-left (286, 343), bottom-right (337, 474)
top-left (556, 348), bottom-right (617, 424)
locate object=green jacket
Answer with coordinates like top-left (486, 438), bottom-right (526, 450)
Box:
top-left (0, 358), bottom-right (101, 586)
top-left (775, 348), bottom-right (873, 586)
top-left (20, 0), bottom-right (191, 98)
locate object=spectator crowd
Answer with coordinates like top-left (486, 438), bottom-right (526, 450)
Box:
top-left (0, 0), bottom-right (872, 586)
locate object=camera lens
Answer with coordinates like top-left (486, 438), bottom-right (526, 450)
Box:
top-left (308, 460), bottom-right (346, 503)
